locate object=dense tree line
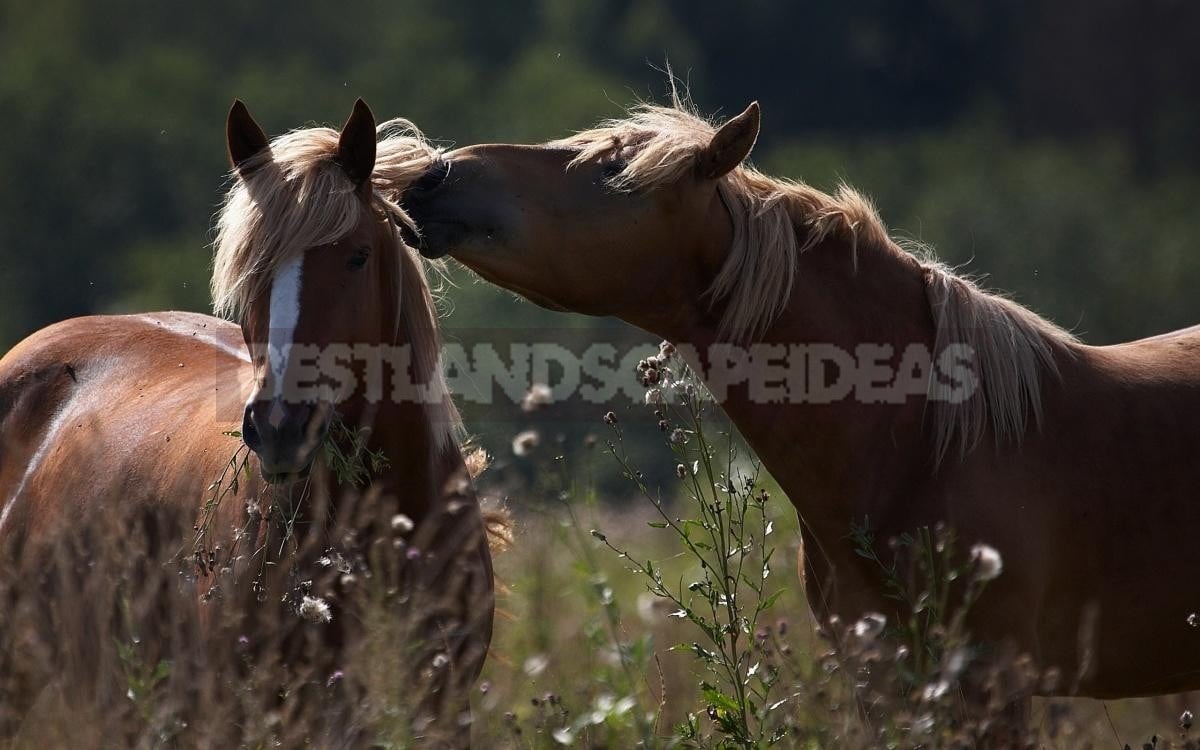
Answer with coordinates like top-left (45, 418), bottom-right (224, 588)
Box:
top-left (1, 0), bottom-right (1196, 347)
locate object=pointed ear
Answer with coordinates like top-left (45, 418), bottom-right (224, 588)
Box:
top-left (697, 101), bottom-right (760, 180)
top-left (337, 98), bottom-right (377, 188)
top-left (226, 99), bottom-right (270, 176)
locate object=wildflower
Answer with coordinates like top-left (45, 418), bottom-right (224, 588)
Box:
top-left (969, 543), bottom-right (1003, 581)
top-left (318, 550), bottom-right (352, 573)
top-left (299, 595), bottom-right (332, 624)
top-left (912, 713), bottom-right (935, 734)
top-left (511, 430), bottom-right (540, 457)
top-left (636, 592), bottom-right (669, 623)
top-left (658, 419), bottom-right (670, 432)
top-left (602, 411), bottom-right (617, 425)
top-left (326, 670), bottom-right (344, 687)
top-left (590, 529), bottom-right (607, 542)
top-left (922, 679), bottom-right (950, 702)
top-left (675, 463), bottom-right (687, 479)
top-left (431, 653), bottom-right (450, 669)
top-left (644, 387), bottom-right (664, 405)
top-left (659, 340), bottom-right (676, 359)
top-left (945, 647), bottom-right (970, 677)
top-left (523, 654), bottom-right (549, 676)
top-left (669, 428), bottom-right (690, 445)
top-left (1182, 709), bottom-right (1194, 731)
top-left (851, 612), bottom-right (887, 641)
top-left (391, 513), bottom-right (415, 534)
top-left (1188, 612), bottom-right (1198, 628)
top-left (406, 547), bottom-right (422, 561)
top-left (520, 383), bottom-right (553, 412)
top-left (463, 448), bottom-right (490, 478)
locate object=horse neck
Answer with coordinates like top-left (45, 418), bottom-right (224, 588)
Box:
top-left (672, 232), bottom-right (937, 525)
top-left (364, 398), bottom-right (460, 522)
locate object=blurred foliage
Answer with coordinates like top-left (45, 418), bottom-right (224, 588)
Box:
top-left (1, 0), bottom-right (1197, 354)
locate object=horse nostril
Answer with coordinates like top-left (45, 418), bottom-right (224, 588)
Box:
top-left (242, 406), bottom-right (262, 450)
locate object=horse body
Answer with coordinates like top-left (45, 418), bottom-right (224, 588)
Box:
top-left (709, 242), bottom-right (1200, 698)
top-left (0, 100), bottom-right (494, 745)
top-left (0, 312), bottom-right (251, 538)
top-left (404, 97), bottom-right (1200, 700)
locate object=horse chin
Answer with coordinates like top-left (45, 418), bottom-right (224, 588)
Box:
top-left (260, 451), bottom-right (318, 485)
top-left (415, 242), bottom-right (448, 260)
top-left (467, 262), bottom-right (571, 313)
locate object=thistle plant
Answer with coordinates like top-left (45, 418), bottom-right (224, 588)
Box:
top-left (846, 519), bottom-right (1002, 690)
top-left (595, 342), bottom-right (788, 748)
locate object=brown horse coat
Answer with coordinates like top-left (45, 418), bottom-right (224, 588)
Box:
top-left (403, 99), bottom-right (1200, 699)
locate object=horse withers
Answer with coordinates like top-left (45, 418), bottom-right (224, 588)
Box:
top-left (0, 99), bottom-right (494, 746)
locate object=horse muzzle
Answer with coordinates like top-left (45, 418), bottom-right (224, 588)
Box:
top-left (242, 398), bottom-right (331, 482)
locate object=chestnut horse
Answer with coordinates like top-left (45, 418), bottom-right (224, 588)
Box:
top-left (404, 98), bottom-right (1200, 701)
top-left (0, 100), bottom-right (493, 744)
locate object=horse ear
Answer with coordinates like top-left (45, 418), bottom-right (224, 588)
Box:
top-left (226, 99), bottom-right (270, 176)
top-left (337, 98), bottom-right (377, 189)
top-left (697, 101), bottom-right (760, 180)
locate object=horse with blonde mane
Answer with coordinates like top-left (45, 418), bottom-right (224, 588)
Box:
top-left (404, 95), bottom-right (1200, 709)
top-left (0, 99), bottom-right (494, 745)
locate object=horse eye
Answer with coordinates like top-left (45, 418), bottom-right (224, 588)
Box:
top-left (347, 247), bottom-right (370, 270)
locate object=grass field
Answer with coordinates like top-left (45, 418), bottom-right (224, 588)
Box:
top-left (1, 364), bottom-right (1196, 748)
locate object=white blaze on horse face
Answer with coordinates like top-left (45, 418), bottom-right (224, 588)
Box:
top-left (267, 254), bottom-right (304, 402)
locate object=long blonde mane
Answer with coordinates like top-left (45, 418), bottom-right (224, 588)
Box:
top-left (211, 119), bottom-right (462, 448)
top-left (558, 100), bottom-right (1078, 462)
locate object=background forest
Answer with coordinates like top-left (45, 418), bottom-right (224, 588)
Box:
top-left (3, 0), bottom-right (1198, 347)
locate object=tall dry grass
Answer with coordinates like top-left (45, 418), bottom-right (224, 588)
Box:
top-left (1, 356), bottom-right (1197, 748)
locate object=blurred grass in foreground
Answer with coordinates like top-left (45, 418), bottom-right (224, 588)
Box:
top-left (1, 358), bottom-right (1196, 748)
